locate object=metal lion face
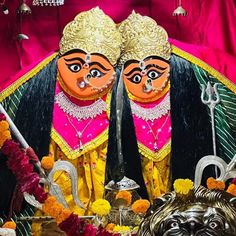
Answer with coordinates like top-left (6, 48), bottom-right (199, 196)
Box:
top-left (138, 187), bottom-right (236, 236)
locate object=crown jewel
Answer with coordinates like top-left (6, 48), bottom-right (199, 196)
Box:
top-left (118, 11), bottom-right (171, 66)
top-left (59, 7), bottom-right (122, 65)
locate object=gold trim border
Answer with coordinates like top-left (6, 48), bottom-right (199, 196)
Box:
top-left (138, 140), bottom-right (171, 161)
top-left (172, 45), bottom-right (236, 93)
top-left (0, 53), bottom-right (58, 102)
top-left (51, 127), bottom-right (108, 160)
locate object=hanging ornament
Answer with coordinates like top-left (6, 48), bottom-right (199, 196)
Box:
top-left (17, 1), bottom-right (32, 15)
top-left (32, 0), bottom-right (64, 6)
top-left (2, 4), bottom-right (8, 14)
top-left (1, 0), bottom-right (9, 14)
top-left (16, 33), bottom-right (29, 40)
top-left (173, 0), bottom-right (187, 16)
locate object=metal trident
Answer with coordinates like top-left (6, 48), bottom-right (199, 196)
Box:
top-left (195, 82), bottom-right (236, 187)
top-left (201, 82), bottom-right (220, 157)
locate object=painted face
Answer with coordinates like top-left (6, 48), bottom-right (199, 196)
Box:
top-left (57, 50), bottom-right (115, 100)
top-left (123, 57), bottom-right (170, 102)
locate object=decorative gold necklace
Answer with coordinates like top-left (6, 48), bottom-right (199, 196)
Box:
top-left (66, 115), bottom-right (94, 151)
top-left (145, 112), bottom-right (170, 152)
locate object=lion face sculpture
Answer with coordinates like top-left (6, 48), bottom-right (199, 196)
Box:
top-left (138, 186), bottom-right (236, 236)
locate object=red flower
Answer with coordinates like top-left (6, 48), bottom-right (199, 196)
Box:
top-left (1, 140), bottom-right (20, 156)
top-left (0, 113), bottom-right (6, 121)
top-left (59, 213), bottom-right (81, 236)
top-left (26, 147), bottom-right (39, 163)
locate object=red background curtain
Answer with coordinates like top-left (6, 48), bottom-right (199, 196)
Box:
top-left (0, 0), bottom-right (235, 88)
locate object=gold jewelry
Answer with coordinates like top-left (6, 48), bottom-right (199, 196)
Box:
top-left (59, 7), bottom-right (122, 65)
top-left (118, 11), bottom-right (171, 66)
top-left (66, 114), bottom-right (94, 151)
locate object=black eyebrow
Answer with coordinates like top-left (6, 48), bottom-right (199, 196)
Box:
top-left (89, 62), bottom-right (110, 71)
top-left (124, 67), bottom-right (141, 77)
top-left (146, 64), bottom-right (167, 70)
top-left (64, 57), bottom-right (85, 64)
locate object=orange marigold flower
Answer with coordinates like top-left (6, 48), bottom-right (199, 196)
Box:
top-left (207, 177), bottom-right (225, 190)
top-left (115, 190), bottom-right (132, 206)
top-left (106, 223), bottom-right (116, 232)
top-left (41, 155), bottom-right (54, 170)
top-left (217, 181), bottom-right (225, 190)
top-left (2, 130), bottom-right (11, 139)
top-left (0, 120), bottom-right (9, 132)
top-left (131, 199), bottom-right (150, 214)
top-left (0, 130), bottom-right (11, 148)
top-left (2, 221), bottom-right (16, 230)
top-left (56, 209), bottom-right (72, 224)
top-left (227, 183), bottom-right (236, 196)
top-left (42, 196), bottom-right (57, 213)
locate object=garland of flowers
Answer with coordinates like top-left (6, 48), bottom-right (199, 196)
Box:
top-left (0, 113), bottom-right (85, 235)
top-left (0, 113), bottom-right (141, 236)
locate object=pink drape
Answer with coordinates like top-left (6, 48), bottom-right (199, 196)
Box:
top-left (0, 0), bottom-right (236, 89)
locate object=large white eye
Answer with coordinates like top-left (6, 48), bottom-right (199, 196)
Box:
top-left (67, 64), bottom-right (81, 72)
top-left (147, 70), bottom-right (160, 80)
top-left (170, 222), bottom-right (179, 228)
top-left (90, 69), bottom-right (104, 78)
top-left (132, 74), bottom-right (142, 84)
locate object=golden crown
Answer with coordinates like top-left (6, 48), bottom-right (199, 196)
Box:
top-left (59, 7), bottom-right (122, 65)
top-left (118, 11), bottom-right (171, 66)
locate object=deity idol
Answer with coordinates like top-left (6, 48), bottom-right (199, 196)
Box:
top-left (0, 7), bottom-right (122, 234)
top-left (106, 12), bottom-right (236, 201)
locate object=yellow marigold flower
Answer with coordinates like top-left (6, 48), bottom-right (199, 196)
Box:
top-left (227, 183), bottom-right (236, 196)
top-left (0, 120), bottom-right (9, 132)
top-left (115, 190), bottom-right (132, 206)
top-left (105, 223), bottom-right (116, 232)
top-left (113, 225), bottom-right (130, 233)
top-left (2, 221), bottom-right (16, 230)
top-left (173, 178), bottom-right (194, 195)
top-left (41, 155), bottom-right (54, 170)
top-left (131, 199), bottom-right (150, 214)
top-left (91, 199), bottom-right (111, 216)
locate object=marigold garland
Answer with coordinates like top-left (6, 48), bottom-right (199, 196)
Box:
top-left (131, 199), bottom-right (150, 214)
top-left (91, 199), bottom-right (111, 216)
top-left (0, 113), bottom-right (138, 236)
top-left (115, 190), bottom-right (132, 206)
top-left (173, 179), bottom-right (194, 195)
top-left (206, 177), bottom-right (225, 190)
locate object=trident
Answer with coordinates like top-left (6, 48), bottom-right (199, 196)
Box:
top-left (201, 82), bottom-right (220, 157)
top-left (195, 82), bottom-right (236, 187)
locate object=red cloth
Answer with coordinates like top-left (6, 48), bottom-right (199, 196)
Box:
top-left (0, 0), bottom-right (235, 87)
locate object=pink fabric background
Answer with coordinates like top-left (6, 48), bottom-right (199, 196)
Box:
top-left (0, 0), bottom-right (236, 90)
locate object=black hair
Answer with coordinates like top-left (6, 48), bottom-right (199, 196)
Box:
top-left (14, 56), bottom-right (58, 159)
top-left (170, 54), bottom-right (212, 183)
top-left (106, 68), bottom-right (148, 199)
